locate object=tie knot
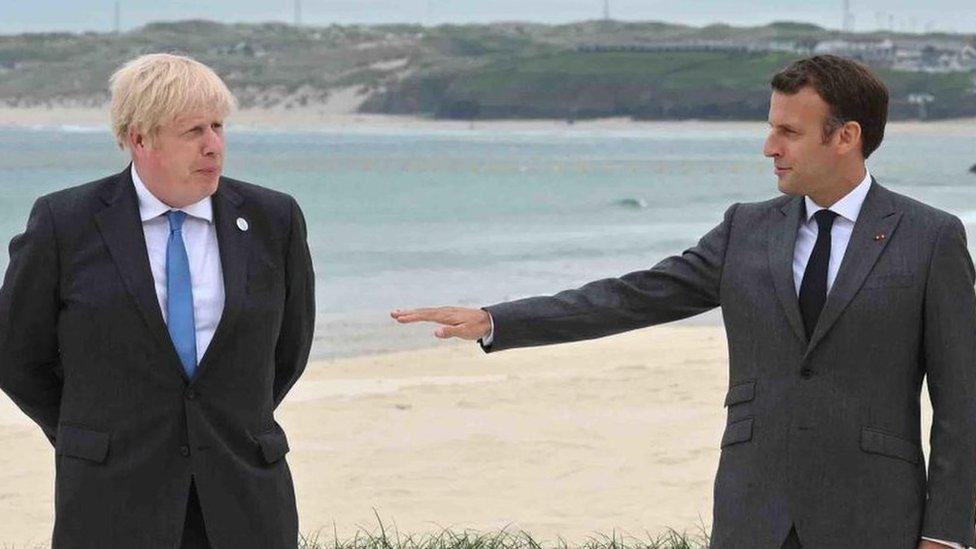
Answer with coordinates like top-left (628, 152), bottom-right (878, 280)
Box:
top-left (813, 209), bottom-right (838, 231)
top-left (166, 210), bottom-right (188, 232)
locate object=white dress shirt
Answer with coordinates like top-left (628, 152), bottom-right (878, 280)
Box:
top-left (792, 170), bottom-right (872, 296)
top-left (132, 165), bottom-right (225, 365)
top-left (482, 169), bottom-right (963, 548)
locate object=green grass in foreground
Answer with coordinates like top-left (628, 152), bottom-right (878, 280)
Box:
top-left (298, 516), bottom-right (710, 549)
top-left (2, 524), bottom-right (708, 548)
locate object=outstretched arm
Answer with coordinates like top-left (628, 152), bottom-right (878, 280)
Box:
top-left (393, 203), bottom-right (737, 353)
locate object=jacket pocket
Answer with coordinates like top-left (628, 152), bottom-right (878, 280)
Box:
top-left (254, 426), bottom-right (290, 464)
top-left (724, 380), bottom-right (756, 407)
top-left (860, 426), bottom-right (920, 464)
top-left (56, 424), bottom-right (111, 463)
top-left (721, 417), bottom-right (754, 448)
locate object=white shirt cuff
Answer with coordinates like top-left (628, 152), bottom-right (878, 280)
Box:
top-left (480, 312), bottom-right (494, 346)
top-left (921, 536), bottom-right (967, 549)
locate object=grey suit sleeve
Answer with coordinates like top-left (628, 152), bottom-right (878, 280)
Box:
top-left (481, 203), bottom-right (737, 353)
top-left (271, 197), bottom-right (315, 409)
top-left (0, 197), bottom-right (63, 443)
top-left (920, 215), bottom-right (976, 547)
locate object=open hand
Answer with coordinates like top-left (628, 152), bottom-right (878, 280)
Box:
top-left (390, 306), bottom-right (491, 341)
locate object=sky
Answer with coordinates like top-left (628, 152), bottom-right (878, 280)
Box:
top-left (1, 0), bottom-right (974, 35)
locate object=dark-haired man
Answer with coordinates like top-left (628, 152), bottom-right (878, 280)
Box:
top-left (392, 55), bottom-right (976, 548)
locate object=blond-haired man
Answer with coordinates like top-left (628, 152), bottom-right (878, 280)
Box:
top-left (0, 53), bottom-right (314, 548)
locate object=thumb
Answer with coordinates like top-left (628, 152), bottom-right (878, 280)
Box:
top-left (434, 325), bottom-right (458, 339)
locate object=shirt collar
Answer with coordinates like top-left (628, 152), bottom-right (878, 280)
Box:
top-left (803, 169), bottom-right (873, 224)
top-left (131, 164), bottom-right (214, 224)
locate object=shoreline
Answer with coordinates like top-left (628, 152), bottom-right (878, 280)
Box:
top-left (1, 107), bottom-right (974, 136)
top-left (309, 309), bottom-right (727, 363)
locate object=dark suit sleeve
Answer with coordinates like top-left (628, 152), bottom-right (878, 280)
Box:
top-left (271, 197), bottom-right (315, 409)
top-left (0, 197), bottom-right (63, 443)
top-left (482, 203), bottom-right (738, 353)
top-left (920, 215), bottom-right (976, 546)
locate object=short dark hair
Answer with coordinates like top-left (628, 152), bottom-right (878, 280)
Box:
top-left (771, 55), bottom-right (889, 158)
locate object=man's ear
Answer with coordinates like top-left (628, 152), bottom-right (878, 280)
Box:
top-left (129, 127), bottom-right (147, 152)
top-left (836, 120), bottom-right (863, 156)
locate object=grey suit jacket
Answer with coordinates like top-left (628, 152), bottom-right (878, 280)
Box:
top-left (483, 182), bottom-right (976, 548)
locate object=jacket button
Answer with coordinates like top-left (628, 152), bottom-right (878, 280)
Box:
top-left (180, 445), bottom-right (190, 457)
top-left (185, 389), bottom-right (197, 400)
top-left (800, 368), bottom-right (813, 379)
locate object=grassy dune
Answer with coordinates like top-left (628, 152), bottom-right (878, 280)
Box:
top-left (3, 20), bottom-right (974, 120)
top-left (298, 517), bottom-right (710, 549)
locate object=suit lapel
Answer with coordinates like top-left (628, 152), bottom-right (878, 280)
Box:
top-left (193, 180), bottom-right (247, 381)
top-left (95, 170), bottom-right (250, 383)
top-left (94, 167), bottom-right (186, 379)
top-left (767, 195), bottom-right (808, 344)
top-left (804, 182), bottom-right (901, 356)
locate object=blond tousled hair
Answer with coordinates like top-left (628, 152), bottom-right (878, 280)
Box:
top-left (110, 53), bottom-right (237, 149)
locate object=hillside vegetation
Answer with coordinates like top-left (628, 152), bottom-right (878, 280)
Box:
top-left (1, 20), bottom-right (973, 120)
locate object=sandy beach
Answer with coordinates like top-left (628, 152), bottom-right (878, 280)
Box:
top-left (0, 325), bottom-right (938, 547)
top-left (1, 105), bottom-right (974, 136)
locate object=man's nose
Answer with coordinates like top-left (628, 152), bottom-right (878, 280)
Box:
top-left (763, 134), bottom-right (779, 158)
top-left (201, 127), bottom-right (223, 156)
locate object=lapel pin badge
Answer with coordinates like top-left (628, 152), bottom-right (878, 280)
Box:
top-left (236, 217), bottom-right (249, 232)
top-left (873, 233), bottom-right (886, 241)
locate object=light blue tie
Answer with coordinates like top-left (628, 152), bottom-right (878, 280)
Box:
top-left (166, 211), bottom-right (197, 378)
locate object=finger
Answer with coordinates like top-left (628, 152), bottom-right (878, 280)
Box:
top-left (390, 307), bottom-right (452, 324)
top-left (436, 323), bottom-right (483, 340)
top-left (390, 309), bottom-right (412, 321)
top-left (393, 313), bottom-right (447, 325)
top-left (390, 308), bottom-right (423, 318)
top-left (392, 307), bottom-right (446, 318)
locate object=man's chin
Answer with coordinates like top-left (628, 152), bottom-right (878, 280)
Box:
top-left (776, 178), bottom-right (802, 196)
top-left (192, 171), bottom-right (221, 195)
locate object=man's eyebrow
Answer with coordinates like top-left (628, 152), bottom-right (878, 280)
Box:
top-left (183, 120), bottom-right (222, 129)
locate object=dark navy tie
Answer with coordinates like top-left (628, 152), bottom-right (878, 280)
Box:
top-left (166, 211), bottom-right (197, 377)
top-left (799, 209), bottom-right (838, 339)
